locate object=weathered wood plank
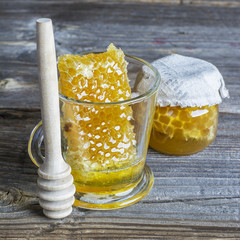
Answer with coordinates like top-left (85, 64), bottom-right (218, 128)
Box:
top-left (0, 1), bottom-right (240, 239)
top-left (183, 0), bottom-right (240, 7)
top-left (0, 2), bottom-right (239, 113)
top-left (10, 0), bottom-right (240, 7)
top-left (0, 110), bottom-right (239, 238)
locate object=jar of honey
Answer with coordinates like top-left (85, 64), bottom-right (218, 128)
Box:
top-left (150, 104), bottom-right (218, 155)
top-left (136, 54), bottom-right (229, 155)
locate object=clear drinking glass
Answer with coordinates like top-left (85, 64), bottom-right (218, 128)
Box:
top-left (28, 54), bottom-right (160, 210)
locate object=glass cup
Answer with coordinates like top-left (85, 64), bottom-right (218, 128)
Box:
top-left (28, 54), bottom-right (160, 210)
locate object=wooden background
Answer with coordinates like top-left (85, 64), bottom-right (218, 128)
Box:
top-left (0, 0), bottom-right (240, 239)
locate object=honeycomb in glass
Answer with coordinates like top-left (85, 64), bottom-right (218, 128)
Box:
top-left (58, 44), bottom-right (139, 192)
top-left (150, 105), bottom-right (218, 155)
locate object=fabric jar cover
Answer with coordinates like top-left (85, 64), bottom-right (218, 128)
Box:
top-left (136, 54), bottom-right (229, 108)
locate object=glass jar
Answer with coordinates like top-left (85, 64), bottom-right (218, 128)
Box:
top-left (149, 104), bottom-right (219, 155)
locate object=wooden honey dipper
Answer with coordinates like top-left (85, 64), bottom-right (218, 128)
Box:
top-left (36, 18), bottom-right (75, 219)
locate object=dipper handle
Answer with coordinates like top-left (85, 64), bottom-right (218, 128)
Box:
top-left (37, 18), bottom-right (69, 177)
top-left (36, 18), bottom-right (75, 218)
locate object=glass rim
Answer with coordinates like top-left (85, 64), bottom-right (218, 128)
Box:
top-left (59, 53), bottom-right (160, 106)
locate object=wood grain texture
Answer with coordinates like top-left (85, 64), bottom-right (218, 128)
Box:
top-left (183, 0), bottom-right (240, 7)
top-left (25, 0), bottom-right (240, 7)
top-left (0, 1), bottom-right (240, 239)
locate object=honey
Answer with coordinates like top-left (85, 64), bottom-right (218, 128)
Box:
top-left (73, 157), bottom-right (145, 194)
top-left (150, 105), bottom-right (219, 155)
top-left (58, 44), bottom-right (141, 195)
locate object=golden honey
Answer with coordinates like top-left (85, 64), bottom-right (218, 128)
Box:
top-left (150, 105), bottom-right (219, 155)
top-left (72, 157), bottom-right (145, 194)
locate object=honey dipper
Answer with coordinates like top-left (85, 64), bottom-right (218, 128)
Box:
top-left (36, 18), bottom-right (75, 219)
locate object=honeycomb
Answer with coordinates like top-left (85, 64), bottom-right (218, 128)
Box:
top-left (58, 44), bottom-right (131, 103)
top-left (58, 44), bottom-right (137, 180)
top-left (150, 105), bottom-right (218, 155)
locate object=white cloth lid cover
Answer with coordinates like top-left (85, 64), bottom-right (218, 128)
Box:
top-left (138, 54), bottom-right (229, 108)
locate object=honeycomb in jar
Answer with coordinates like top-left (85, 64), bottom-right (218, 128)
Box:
top-left (150, 105), bottom-right (218, 155)
top-left (58, 44), bottom-right (137, 172)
